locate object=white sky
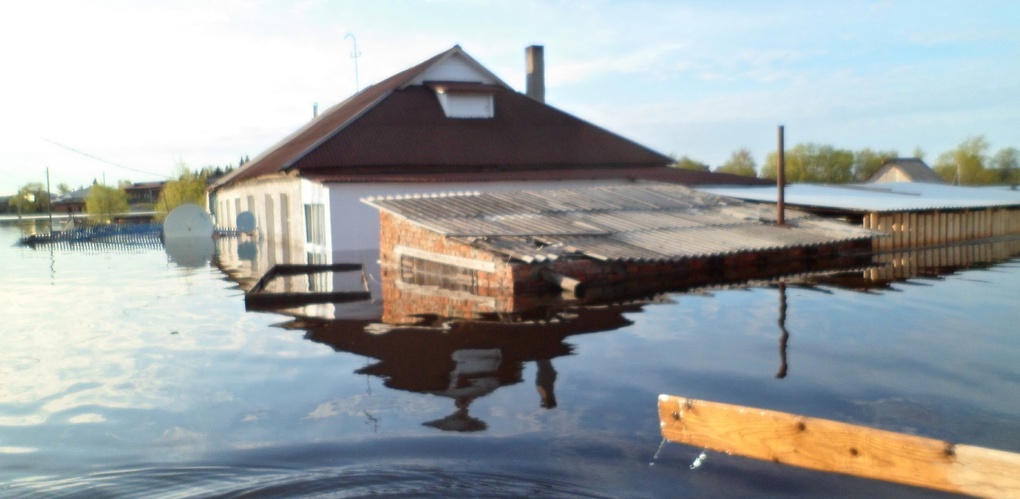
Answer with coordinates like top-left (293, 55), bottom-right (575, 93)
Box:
top-left (1, 0), bottom-right (1017, 195)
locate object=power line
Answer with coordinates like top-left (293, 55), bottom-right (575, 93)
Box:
top-left (42, 138), bottom-right (172, 179)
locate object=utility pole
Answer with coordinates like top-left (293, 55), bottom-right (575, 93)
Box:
top-left (344, 33), bottom-right (361, 93)
top-left (777, 125), bottom-right (786, 226)
top-left (46, 167), bottom-right (53, 232)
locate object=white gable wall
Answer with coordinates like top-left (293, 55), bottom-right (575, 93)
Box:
top-left (409, 53), bottom-right (498, 85)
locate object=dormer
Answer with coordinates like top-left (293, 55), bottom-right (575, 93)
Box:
top-left (400, 47), bottom-right (507, 119)
top-left (427, 82), bottom-right (497, 119)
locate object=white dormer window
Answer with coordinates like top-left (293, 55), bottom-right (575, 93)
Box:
top-left (436, 89), bottom-right (494, 119)
top-left (427, 82), bottom-right (496, 119)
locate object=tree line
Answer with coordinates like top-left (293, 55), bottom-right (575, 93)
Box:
top-left (3, 159), bottom-right (243, 220)
top-left (674, 135), bottom-right (1019, 185)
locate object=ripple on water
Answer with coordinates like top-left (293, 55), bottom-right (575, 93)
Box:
top-left (2, 463), bottom-right (616, 498)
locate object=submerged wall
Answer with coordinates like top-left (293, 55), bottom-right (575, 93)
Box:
top-left (865, 207), bottom-right (1020, 251)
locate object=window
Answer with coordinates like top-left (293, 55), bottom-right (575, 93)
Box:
top-left (304, 203), bottom-right (326, 246)
top-left (436, 92), bottom-right (494, 119)
top-left (400, 254), bottom-right (479, 294)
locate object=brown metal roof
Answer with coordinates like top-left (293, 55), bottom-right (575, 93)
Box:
top-left (213, 45), bottom-right (763, 192)
top-left (303, 166), bottom-right (771, 186)
top-left (211, 47), bottom-right (461, 190)
top-left (364, 184), bottom-right (875, 263)
top-left (288, 85), bottom-right (671, 171)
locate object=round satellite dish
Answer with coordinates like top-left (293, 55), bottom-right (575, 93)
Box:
top-left (236, 211), bottom-right (256, 233)
top-left (163, 204), bottom-right (214, 239)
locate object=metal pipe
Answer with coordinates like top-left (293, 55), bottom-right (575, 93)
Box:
top-left (777, 125), bottom-right (785, 226)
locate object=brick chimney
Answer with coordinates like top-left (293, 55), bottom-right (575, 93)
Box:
top-left (526, 45), bottom-right (545, 103)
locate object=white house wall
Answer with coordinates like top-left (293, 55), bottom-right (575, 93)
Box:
top-left (210, 176), bottom-right (333, 266)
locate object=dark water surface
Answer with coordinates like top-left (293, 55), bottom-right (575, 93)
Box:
top-left (1, 222), bottom-right (1018, 497)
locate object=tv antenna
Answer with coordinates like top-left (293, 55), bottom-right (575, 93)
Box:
top-left (344, 33), bottom-right (361, 93)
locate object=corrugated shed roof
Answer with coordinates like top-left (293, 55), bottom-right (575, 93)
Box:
top-left (364, 184), bottom-right (874, 263)
top-left (700, 182), bottom-right (1020, 213)
top-left (866, 158), bottom-right (945, 184)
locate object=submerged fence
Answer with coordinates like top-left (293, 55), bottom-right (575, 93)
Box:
top-left (865, 207), bottom-right (1020, 251)
top-left (17, 223), bottom-right (164, 251)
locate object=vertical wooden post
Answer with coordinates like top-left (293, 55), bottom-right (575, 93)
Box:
top-left (777, 125), bottom-right (785, 226)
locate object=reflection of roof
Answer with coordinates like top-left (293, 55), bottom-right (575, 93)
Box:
top-left (867, 158), bottom-right (945, 184)
top-left (213, 45), bottom-right (763, 191)
top-left (701, 182), bottom-right (1020, 213)
top-left (365, 183), bottom-right (874, 263)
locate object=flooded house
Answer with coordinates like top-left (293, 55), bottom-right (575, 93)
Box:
top-left (208, 44), bottom-right (767, 307)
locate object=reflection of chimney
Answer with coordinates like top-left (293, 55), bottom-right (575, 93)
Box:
top-left (526, 45), bottom-right (545, 103)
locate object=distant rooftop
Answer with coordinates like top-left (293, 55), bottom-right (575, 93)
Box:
top-left (866, 158), bottom-right (945, 184)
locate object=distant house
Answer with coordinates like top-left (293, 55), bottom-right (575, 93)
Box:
top-left (52, 186), bottom-right (91, 214)
top-left (209, 45), bottom-right (768, 275)
top-left (866, 158), bottom-right (946, 184)
top-left (126, 182), bottom-right (164, 206)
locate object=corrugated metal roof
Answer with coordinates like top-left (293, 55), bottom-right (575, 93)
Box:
top-left (364, 184), bottom-right (873, 263)
top-left (700, 182), bottom-right (1020, 213)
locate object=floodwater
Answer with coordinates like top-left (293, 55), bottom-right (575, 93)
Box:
top-left (1, 220), bottom-right (1019, 498)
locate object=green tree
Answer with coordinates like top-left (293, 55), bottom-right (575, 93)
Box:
top-left (672, 155), bottom-right (710, 171)
top-left (912, 147), bottom-right (926, 161)
top-left (8, 183), bottom-right (49, 215)
top-left (760, 143), bottom-right (854, 183)
top-left (57, 183), bottom-right (72, 195)
top-left (990, 147), bottom-right (1020, 184)
top-left (715, 148), bottom-right (757, 177)
top-left (85, 184), bottom-right (129, 222)
top-left (852, 148), bottom-right (898, 181)
top-left (156, 162), bottom-right (207, 221)
top-left (933, 136), bottom-right (994, 185)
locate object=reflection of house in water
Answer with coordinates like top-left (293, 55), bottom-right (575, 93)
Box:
top-left (281, 302), bottom-right (642, 432)
top-left (809, 238), bottom-right (1020, 291)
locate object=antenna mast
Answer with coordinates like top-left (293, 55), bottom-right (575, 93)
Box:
top-left (344, 33), bottom-right (361, 93)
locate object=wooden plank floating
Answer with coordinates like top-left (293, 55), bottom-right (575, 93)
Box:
top-left (658, 395), bottom-right (1020, 498)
